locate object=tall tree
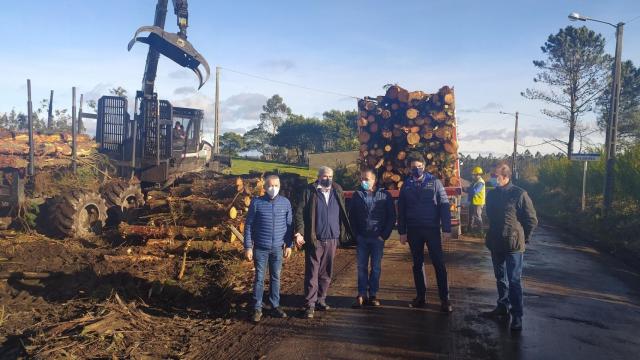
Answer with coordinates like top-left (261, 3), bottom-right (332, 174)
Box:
top-left (219, 132), bottom-right (245, 156)
top-left (321, 110), bottom-right (359, 152)
top-left (243, 127), bottom-right (273, 159)
top-left (272, 115), bottom-right (325, 163)
top-left (597, 60), bottom-right (640, 148)
top-left (522, 26), bottom-right (610, 159)
top-left (259, 95), bottom-right (291, 136)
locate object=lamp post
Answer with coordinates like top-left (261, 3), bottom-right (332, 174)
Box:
top-left (569, 12), bottom-right (624, 215)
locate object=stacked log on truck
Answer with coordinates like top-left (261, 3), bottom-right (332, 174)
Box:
top-left (353, 84), bottom-right (463, 237)
top-left (356, 85), bottom-right (461, 189)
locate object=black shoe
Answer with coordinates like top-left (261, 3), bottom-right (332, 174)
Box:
top-left (441, 300), bottom-right (453, 313)
top-left (272, 307), bottom-right (288, 318)
top-left (304, 307), bottom-right (315, 319)
top-left (410, 297), bottom-right (426, 308)
top-left (316, 302), bottom-right (331, 311)
top-left (483, 305), bottom-right (509, 317)
top-left (252, 310), bottom-right (262, 323)
top-left (352, 296), bottom-right (365, 309)
top-left (511, 316), bottom-right (523, 331)
top-left (367, 296), bottom-right (381, 307)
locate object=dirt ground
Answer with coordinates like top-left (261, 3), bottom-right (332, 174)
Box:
top-left (0, 231), bottom-right (307, 359)
top-left (2, 223), bottom-right (640, 359)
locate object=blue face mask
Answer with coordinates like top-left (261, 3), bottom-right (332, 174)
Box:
top-left (319, 178), bottom-right (332, 188)
top-left (411, 167), bottom-right (424, 178)
top-left (361, 180), bottom-right (371, 191)
top-left (489, 177), bottom-right (498, 186)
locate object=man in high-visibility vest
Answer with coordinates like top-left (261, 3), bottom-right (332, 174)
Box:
top-left (468, 167), bottom-right (486, 233)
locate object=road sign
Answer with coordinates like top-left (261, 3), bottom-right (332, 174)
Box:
top-left (571, 153), bottom-right (600, 161)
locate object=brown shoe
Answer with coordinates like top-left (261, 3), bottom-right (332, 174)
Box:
top-left (367, 296), bottom-right (381, 307)
top-left (352, 296), bottom-right (365, 308)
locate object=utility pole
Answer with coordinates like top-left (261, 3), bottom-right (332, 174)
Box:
top-left (72, 87), bottom-right (77, 173)
top-left (214, 66), bottom-right (221, 154)
top-left (27, 80), bottom-right (34, 176)
top-left (513, 111), bottom-right (519, 180)
top-left (603, 22), bottom-right (624, 215)
top-left (47, 90), bottom-right (54, 129)
top-left (499, 111), bottom-right (519, 179)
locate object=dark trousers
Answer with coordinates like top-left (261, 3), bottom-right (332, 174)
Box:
top-left (253, 247), bottom-right (283, 311)
top-left (408, 227), bottom-right (449, 302)
top-left (469, 204), bottom-right (484, 231)
top-left (491, 251), bottom-right (524, 317)
top-left (304, 239), bottom-right (338, 308)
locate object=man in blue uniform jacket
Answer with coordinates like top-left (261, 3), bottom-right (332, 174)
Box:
top-left (398, 153), bottom-right (453, 313)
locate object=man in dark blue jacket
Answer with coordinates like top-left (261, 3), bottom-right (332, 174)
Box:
top-left (244, 175), bottom-right (293, 323)
top-left (398, 153), bottom-right (453, 313)
top-left (349, 168), bottom-right (396, 308)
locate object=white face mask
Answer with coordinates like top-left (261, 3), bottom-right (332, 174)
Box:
top-left (266, 186), bottom-right (280, 198)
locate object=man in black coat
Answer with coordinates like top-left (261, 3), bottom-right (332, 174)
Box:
top-left (294, 166), bottom-right (354, 319)
top-left (484, 162), bottom-right (538, 331)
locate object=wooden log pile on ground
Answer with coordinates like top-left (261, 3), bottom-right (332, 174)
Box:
top-left (0, 130), bottom-right (96, 169)
top-left (357, 85), bottom-right (461, 189)
top-left (123, 171), bottom-right (308, 243)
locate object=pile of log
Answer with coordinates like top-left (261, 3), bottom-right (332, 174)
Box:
top-left (357, 85), bottom-right (460, 189)
top-left (122, 171), bottom-right (308, 242)
top-left (0, 130), bottom-right (96, 169)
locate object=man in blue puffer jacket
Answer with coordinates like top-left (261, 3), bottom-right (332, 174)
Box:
top-left (398, 153), bottom-right (453, 313)
top-left (349, 168), bottom-right (396, 308)
top-left (244, 174), bottom-right (293, 323)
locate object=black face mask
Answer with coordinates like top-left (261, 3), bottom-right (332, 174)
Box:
top-left (319, 178), bottom-right (332, 188)
top-left (411, 167), bottom-right (424, 178)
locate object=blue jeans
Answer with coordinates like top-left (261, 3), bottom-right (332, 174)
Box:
top-left (491, 251), bottom-right (524, 317)
top-left (356, 236), bottom-right (385, 298)
top-left (253, 247), bottom-right (284, 311)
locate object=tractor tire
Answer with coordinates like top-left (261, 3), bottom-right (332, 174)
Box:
top-left (100, 180), bottom-right (144, 226)
top-left (45, 190), bottom-right (108, 239)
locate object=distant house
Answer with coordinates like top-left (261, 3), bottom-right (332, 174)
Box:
top-left (308, 151), bottom-right (359, 170)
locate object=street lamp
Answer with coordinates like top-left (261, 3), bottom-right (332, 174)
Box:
top-left (568, 12), bottom-right (625, 215)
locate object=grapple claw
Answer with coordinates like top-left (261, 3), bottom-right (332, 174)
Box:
top-left (128, 26), bottom-right (211, 89)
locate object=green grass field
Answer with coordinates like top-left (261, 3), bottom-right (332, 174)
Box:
top-left (230, 158), bottom-right (316, 180)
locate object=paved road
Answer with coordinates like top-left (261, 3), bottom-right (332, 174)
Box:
top-left (220, 225), bottom-right (640, 360)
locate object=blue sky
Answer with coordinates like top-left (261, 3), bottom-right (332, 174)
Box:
top-left (1, 0), bottom-right (639, 156)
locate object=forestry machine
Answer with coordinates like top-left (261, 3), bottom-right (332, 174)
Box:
top-left (1, 0), bottom-right (229, 239)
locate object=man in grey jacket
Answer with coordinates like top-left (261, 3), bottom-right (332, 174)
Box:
top-left (484, 163), bottom-right (538, 331)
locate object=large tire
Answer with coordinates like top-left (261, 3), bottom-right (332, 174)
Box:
top-left (100, 180), bottom-right (144, 226)
top-left (45, 190), bottom-right (108, 239)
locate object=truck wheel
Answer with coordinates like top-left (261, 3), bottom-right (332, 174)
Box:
top-left (45, 190), bottom-right (108, 239)
top-left (100, 180), bottom-right (144, 225)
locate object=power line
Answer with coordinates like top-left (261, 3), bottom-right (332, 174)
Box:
top-left (219, 67), bottom-right (361, 100)
top-left (627, 14), bottom-right (640, 23)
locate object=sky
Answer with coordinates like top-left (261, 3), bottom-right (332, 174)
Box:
top-left (1, 0), bottom-right (640, 156)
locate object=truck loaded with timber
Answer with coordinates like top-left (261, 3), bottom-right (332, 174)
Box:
top-left (345, 85), bottom-right (463, 237)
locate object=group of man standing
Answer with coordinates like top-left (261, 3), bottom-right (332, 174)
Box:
top-left (242, 154), bottom-right (537, 331)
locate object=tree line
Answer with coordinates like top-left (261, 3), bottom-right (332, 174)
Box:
top-left (219, 94), bottom-right (359, 164)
